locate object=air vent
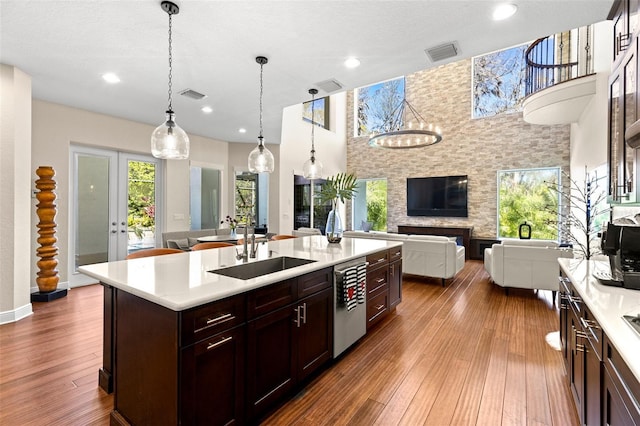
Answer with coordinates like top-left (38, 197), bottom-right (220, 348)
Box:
top-left (425, 42), bottom-right (460, 63)
top-left (315, 79), bottom-right (343, 93)
top-left (179, 89), bottom-right (207, 100)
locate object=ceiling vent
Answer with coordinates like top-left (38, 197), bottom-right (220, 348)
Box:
top-left (179, 88), bottom-right (207, 100)
top-left (315, 79), bottom-right (343, 93)
top-left (425, 42), bottom-right (460, 63)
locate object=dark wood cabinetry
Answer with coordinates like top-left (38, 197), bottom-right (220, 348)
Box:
top-left (560, 270), bottom-right (640, 426)
top-left (365, 247), bottom-right (402, 329)
top-left (609, 0), bottom-right (640, 203)
top-left (246, 267), bottom-right (333, 420)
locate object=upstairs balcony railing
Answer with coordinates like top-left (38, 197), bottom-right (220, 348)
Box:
top-left (525, 25), bottom-right (595, 97)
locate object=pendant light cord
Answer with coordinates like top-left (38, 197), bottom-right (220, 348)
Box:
top-left (167, 11), bottom-right (173, 111)
top-left (259, 61), bottom-right (264, 141)
top-left (310, 91), bottom-right (316, 161)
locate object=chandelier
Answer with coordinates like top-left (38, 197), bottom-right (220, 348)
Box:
top-left (302, 88), bottom-right (323, 179)
top-left (368, 99), bottom-right (442, 149)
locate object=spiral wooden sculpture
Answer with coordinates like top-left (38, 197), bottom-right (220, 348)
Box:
top-left (35, 166), bottom-right (59, 293)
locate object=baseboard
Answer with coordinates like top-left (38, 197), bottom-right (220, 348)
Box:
top-left (0, 303), bottom-right (33, 325)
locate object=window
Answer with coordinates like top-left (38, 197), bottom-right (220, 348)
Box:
top-left (472, 43), bottom-right (528, 118)
top-left (355, 77), bottom-right (405, 136)
top-left (497, 167), bottom-right (560, 240)
top-left (352, 179), bottom-right (388, 231)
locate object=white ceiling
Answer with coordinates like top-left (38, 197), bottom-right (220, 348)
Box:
top-left (0, 0), bottom-right (613, 144)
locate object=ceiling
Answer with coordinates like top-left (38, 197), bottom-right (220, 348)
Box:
top-left (0, 1), bottom-right (613, 145)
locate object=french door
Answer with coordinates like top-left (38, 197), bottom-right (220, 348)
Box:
top-left (71, 146), bottom-right (163, 286)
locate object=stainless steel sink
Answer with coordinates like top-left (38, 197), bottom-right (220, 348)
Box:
top-left (209, 256), bottom-right (316, 280)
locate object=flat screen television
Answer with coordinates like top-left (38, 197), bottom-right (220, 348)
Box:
top-left (407, 175), bottom-right (468, 217)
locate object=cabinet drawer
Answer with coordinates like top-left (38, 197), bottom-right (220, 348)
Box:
top-left (367, 290), bottom-right (389, 328)
top-left (367, 266), bottom-right (388, 297)
top-left (248, 278), bottom-right (297, 319)
top-left (604, 335), bottom-right (640, 424)
top-left (389, 246), bottom-right (402, 263)
top-left (182, 294), bottom-right (246, 346)
top-left (367, 250), bottom-right (389, 271)
top-left (297, 267), bottom-right (332, 299)
top-left (582, 304), bottom-right (603, 360)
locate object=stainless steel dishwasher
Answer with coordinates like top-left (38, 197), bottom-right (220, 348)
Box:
top-left (333, 257), bottom-right (367, 358)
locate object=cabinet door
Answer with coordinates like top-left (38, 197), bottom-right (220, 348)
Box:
top-left (247, 305), bottom-right (297, 420)
top-left (623, 41), bottom-right (638, 201)
top-left (389, 259), bottom-right (402, 309)
top-left (610, 74), bottom-right (624, 199)
top-left (569, 308), bottom-right (585, 423)
top-left (181, 326), bottom-right (245, 426)
top-left (559, 277), bottom-right (570, 371)
top-left (585, 338), bottom-right (602, 426)
top-left (296, 288), bottom-right (333, 381)
top-left (603, 367), bottom-right (638, 426)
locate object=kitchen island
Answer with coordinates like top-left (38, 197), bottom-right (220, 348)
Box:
top-left (79, 235), bottom-right (402, 425)
top-left (558, 258), bottom-right (640, 425)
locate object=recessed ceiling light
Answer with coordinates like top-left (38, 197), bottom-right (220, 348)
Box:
top-left (102, 73), bottom-right (120, 84)
top-left (344, 57), bottom-right (361, 68)
top-left (493, 3), bottom-right (517, 20)
top-left (201, 106), bottom-right (213, 113)
top-left (238, 128), bottom-right (247, 133)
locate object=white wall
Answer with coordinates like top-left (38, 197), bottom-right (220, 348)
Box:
top-left (30, 100), bottom-right (230, 288)
top-left (278, 92), bottom-right (348, 234)
top-left (0, 64), bottom-right (33, 323)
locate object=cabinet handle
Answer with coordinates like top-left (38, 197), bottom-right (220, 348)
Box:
top-left (376, 258), bottom-right (386, 263)
top-left (206, 336), bottom-right (232, 351)
top-left (576, 343), bottom-right (585, 353)
top-left (301, 302), bottom-right (307, 324)
top-left (294, 306), bottom-right (301, 327)
top-left (575, 329), bottom-right (588, 339)
top-left (375, 278), bottom-right (384, 283)
top-left (580, 317), bottom-right (600, 330)
top-left (206, 313), bottom-right (233, 325)
top-left (375, 304), bottom-right (385, 311)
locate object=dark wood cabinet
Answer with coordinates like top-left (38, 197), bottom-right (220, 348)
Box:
top-left (609, 0), bottom-right (640, 203)
top-left (246, 267), bottom-right (333, 420)
top-left (389, 257), bottom-right (402, 309)
top-left (603, 334), bottom-right (640, 425)
top-left (181, 326), bottom-right (246, 425)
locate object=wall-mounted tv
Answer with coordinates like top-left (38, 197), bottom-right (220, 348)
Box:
top-left (407, 175), bottom-right (468, 217)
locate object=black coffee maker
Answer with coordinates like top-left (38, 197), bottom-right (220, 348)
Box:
top-left (599, 223), bottom-right (640, 290)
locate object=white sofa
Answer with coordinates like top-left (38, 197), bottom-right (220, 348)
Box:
top-left (343, 231), bottom-right (465, 285)
top-left (484, 239), bottom-right (573, 295)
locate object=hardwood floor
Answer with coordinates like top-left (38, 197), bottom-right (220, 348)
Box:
top-left (0, 260), bottom-right (579, 425)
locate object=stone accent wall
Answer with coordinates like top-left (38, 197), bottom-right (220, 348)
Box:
top-left (346, 59), bottom-right (571, 238)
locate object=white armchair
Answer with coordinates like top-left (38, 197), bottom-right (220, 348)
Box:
top-left (484, 239), bottom-right (573, 295)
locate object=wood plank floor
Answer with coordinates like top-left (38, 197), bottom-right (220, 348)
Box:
top-left (0, 260), bottom-right (579, 425)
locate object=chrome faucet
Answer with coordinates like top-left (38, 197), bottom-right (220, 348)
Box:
top-left (250, 234), bottom-right (257, 258)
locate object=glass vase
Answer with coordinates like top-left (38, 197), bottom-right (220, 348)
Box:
top-left (325, 209), bottom-right (343, 243)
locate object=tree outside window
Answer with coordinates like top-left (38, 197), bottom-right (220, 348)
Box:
top-left (473, 43), bottom-right (528, 118)
top-left (353, 179), bottom-right (387, 231)
top-left (356, 77), bottom-right (405, 136)
top-left (497, 167), bottom-right (560, 240)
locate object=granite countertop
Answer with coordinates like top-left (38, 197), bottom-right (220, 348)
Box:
top-left (559, 258), bottom-right (640, 383)
top-left (79, 235), bottom-right (402, 311)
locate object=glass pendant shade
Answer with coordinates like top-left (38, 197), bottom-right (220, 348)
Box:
top-left (248, 137), bottom-right (275, 173)
top-left (302, 157), bottom-right (323, 180)
top-left (151, 110), bottom-right (190, 159)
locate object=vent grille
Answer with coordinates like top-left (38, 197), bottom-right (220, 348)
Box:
top-left (316, 79), bottom-right (343, 93)
top-left (425, 42), bottom-right (460, 63)
top-left (179, 89), bottom-right (207, 100)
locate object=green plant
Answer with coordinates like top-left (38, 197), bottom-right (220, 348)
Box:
top-left (317, 172), bottom-right (358, 239)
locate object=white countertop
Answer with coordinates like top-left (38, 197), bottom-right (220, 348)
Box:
top-left (559, 258), bottom-right (640, 383)
top-left (79, 236), bottom-right (402, 311)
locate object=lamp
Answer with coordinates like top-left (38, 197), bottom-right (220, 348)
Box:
top-left (248, 56), bottom-right (275, 173)
top-left (368, 98), bottom-right (442, 149)
top-left (151, 1), bottom-right (190, 160)
top-left (302, 88), bottom-right (323, 179)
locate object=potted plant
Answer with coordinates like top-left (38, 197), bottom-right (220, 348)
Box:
top-left (317, 172), bottom-right (358, 243)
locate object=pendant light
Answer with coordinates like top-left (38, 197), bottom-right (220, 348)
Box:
top-left (151, 1), bottom-right (190, 160)
top-left (302, 88), bottom-right (323, 179)
top-left (248, 56), bottom-right (275, 173)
